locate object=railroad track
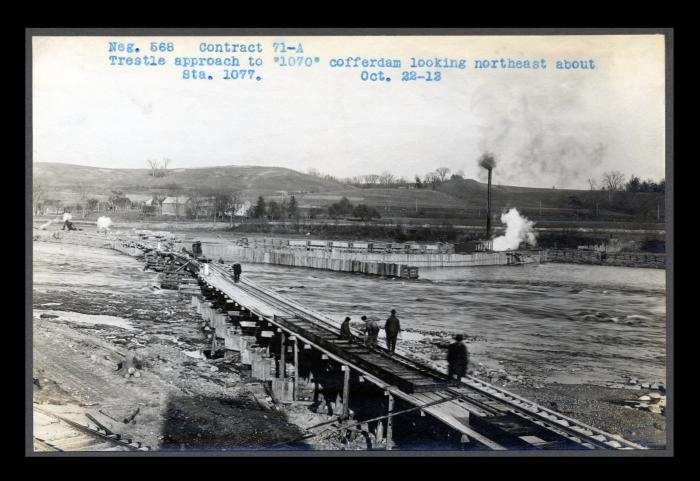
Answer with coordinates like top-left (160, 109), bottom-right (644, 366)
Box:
top-left (33, 407), bottom-right (151, 452)
top-left (208, 262), bottom-right (645, 450)
top-left (115, 241), bottom-right (647, 450)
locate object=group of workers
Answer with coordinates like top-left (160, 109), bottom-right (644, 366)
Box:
top-left (339, 310), bottom-right (400, 352)
top-left (339, 310), bottom-right (469, 383)
top-left (224, 259), bottom-right (469, 383)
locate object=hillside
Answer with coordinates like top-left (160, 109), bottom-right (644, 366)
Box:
top-left (32, 163), bottom-right (664, 223)
top-left (439, 177), bottom-right (588, 205)
top-left (33, 163), bottom-right (351, 201)
top-left (436, 177), bottom-right (664, 221)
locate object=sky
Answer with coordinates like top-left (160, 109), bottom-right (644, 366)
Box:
top-left (32, 34), bottom-right (666, 189)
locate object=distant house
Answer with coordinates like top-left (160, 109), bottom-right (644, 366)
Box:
top-left (162, 196), bottom-right (189, 216)
top-left (233, 200), bottom-right (252, 217)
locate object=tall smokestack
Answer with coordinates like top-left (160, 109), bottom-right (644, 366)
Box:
top-left (486, 168), bottom-right (492, 238)
top-left (478, 153), bottom-right (496, 239)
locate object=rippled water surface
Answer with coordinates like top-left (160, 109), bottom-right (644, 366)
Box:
top-left (243, 262), bottom-right (667, 385)
top-left (33, 241), bottom-right (667, 386)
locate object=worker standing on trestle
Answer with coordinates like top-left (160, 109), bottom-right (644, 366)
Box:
top-left (233, 263), bottom-right (242, 282)
top-left (384, 309), bottom-right (401, 353)
top-left (340, 317), bottom-right (352, 340)
top-left (447, 334), bottom-right (469, 384)
top-left (362, 315), bottom-right (379, 348)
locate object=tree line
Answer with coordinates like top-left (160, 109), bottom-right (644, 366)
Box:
top-left (248, 195), bottom-right (380, 221)
top-left (588, 171), bottom-right (665, 202)
top-left (307, 167), bottom-right (463, 190)
top-left (248, 195), bottom-right (300, 221)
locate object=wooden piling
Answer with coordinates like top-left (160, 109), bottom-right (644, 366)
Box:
top-left (279, 332), bottom-right (286, 378)
top-left (386, 392), bottom-right (394, 450)
top-left (341, 365), bottom-right (350, 420)
top-left (293, 338), bottom-right (299, 401)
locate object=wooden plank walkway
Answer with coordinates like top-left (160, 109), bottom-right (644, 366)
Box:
top-left (198, 267), bottom-right (508, 449)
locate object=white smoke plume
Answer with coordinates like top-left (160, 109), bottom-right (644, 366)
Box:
top-left (62, 213), bottom-right (72, 222)
top-left (39, 220), bottom-right (53, 230)
top-left (470, 79), bottom-right (608, 187)
top-left (97, 216), bottom-right (113, 232)
top-left (492, 208), bottom-right (537, 251)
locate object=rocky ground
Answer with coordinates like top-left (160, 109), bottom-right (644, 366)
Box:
top-left (32, 312), bottom-right (314, 451)
top-left (31, 232), bottom-right (346, 451)
top-left (397, 329), bottom-right (667, 448)
top-left (31, 229), bottom-right (667, 451)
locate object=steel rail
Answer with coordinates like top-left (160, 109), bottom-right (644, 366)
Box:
top-left (34, 407), bottom-right (150, 452)
top-left (34, 437), bottom-right (63, 452)
top-left (121, 239), bottom-right (646, 450)
top-left (205, 261), bottom-right (644, 450)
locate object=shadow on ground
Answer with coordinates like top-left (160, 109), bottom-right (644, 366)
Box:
top-left (159, 393), bottom-right (312, 451)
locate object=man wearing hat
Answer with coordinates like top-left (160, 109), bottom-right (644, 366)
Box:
top-left (447, 334), bottom-right (469, 383)
top-left (384, 309), bottom-right (401, 353)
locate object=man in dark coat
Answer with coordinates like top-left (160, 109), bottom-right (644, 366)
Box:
top-left (447, 334), bottom-right (469, 383)
top-left (384, 309), bottom-right (401, 353)
top-left (62, 219), bottom-right (76, 231)
top-left (233, 263), bottom-right (242, 282)
top-left (362, 315), bottom-right (380, 348)
top-left (340, 317), bottom-right (352, 340)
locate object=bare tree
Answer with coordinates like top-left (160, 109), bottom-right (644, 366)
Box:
top-left (147, 159), bottom-right (160, 178)
top-left (600, 171), bottom-right (626, 191)
top-left (587, 178), bottom-right (597, 190)
top-left (379, 171), bottom-right (396, 186)
top-left (188, 190), bottom-right (204, 220)
top-left (436, 167), bottom-right (451, 182)
top-left (162, 158), bottom-right (171, 171)
top-left (600, 170), bottom-right (626, 201)
top-left (307, 168), bottom-right (321, 178)
top-left (424, 172), bottom-right (440, 190)
top-left (225, 191), bottom-right (242, 227)
top-left (32, 179), bottom-right (45, 215)
top-left (167, 184), bottom-right (184, 219)
top-left (365, 174), bottom-right (380, 185)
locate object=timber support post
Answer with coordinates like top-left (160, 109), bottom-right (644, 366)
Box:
top-left (292, 337), bottom-right (299, 401)
top-left (386, 392), bottom-right (394, 451)
top-left (341, 365), bottom-right (350, 420)
top-left (279, 332), bottom-right (286, 378)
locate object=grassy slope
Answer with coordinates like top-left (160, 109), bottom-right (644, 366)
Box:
top-left (33, 163), bottom-right (351, 201)
top-left (34, 163), bottom-right (664, 222)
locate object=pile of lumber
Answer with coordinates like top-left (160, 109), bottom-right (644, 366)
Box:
top-left (160, 268), bottom-right (195, 290)
top-left (178, 278), bottom-right (201, 298)
top-left (144, 251), bottom-right (165, 271)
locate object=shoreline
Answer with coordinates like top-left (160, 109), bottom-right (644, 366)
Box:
top-left (32, 235), bottom-right (666, 450)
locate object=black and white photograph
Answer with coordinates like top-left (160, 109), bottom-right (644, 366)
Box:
top-left (28, 29), bottom-right (671, 455)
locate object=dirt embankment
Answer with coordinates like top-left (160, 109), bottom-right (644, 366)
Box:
top-left (32, 232), bottom-right (667, 450)
top-left (32, 236), bottom-right (333, 451)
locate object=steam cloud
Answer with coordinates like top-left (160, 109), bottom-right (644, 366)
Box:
top-left (492, 208), bottom-right (537, 251)
top-left (470, 80), bottom-right (608, 187)
top-left (62, 213), bottom-right (72, 222)
top-left (97, 216), bottom-right (112, 232)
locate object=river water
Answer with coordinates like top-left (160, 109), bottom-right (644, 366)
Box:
top-left (241, 262), bottom-right (667, 386)
top-left (32, 239), bottom-right (667, 388)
